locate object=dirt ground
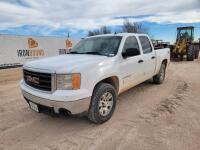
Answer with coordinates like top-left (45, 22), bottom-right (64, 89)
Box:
top-left (0, 60), bottom-right (200, 150)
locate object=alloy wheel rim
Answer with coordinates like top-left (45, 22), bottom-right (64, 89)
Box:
top-left (98, 92), bottom-right (113, 117)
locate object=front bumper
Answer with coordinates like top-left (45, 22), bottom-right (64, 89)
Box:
top-left (22, 90), bottom-right (91, 114)
top-left (20, 79), bottom-right (91, 115)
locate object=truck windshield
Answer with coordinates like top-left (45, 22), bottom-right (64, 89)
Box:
top-left (70, 36), bottom-right (122, 57)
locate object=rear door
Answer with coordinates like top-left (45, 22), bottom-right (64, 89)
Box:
top-left (139, 36), bottom-right (156, 80)
top-left (119, 36), bottom-right (144, 90)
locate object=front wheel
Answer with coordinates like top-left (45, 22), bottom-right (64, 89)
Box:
top-left (153, 63), bottom-right (166, 84)
top-left (187, 45), bottom-right (195, 61)
top-left (88, 83), bottom-right (117, 124)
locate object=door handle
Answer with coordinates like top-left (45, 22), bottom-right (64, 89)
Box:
top-left (151, 56), bottom-right (156, 59)
top-left (138, 60), bottom-right (144, 63)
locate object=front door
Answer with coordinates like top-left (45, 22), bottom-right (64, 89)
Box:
top-left (119, 36), bottom-right (144, 91)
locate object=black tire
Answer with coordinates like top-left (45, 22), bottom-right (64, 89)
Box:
top-left (194, 45), bottom-right (199, 59)
top-left (196, 50), bottom-right (200, 59)
top-left (153, 63), bottom-right (166, 84)
top-left (187, 45), bottom-right (195, 61)
top-left (88, 83), bottom-right (117, 124)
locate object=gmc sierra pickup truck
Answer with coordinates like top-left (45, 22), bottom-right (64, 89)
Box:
top-left (20, 33), bottom-right (170, 124)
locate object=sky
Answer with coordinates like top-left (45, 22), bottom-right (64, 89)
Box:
top-left (0, 0), bottom-right (200, 43)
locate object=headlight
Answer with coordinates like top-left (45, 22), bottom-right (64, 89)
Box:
top-left (56, 74), bottom-right (81, 90)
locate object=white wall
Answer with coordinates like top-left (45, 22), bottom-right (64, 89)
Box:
top-left (0, 35), bottom-right (80, 67)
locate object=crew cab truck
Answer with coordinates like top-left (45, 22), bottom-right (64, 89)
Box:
top-left (20, 33), bottom-right (170, 124)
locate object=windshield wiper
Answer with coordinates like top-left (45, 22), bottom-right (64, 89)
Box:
top-left (68, 51), bottom-right (81, 54)
top-left (68, 51), bottom-right (108, 56)
top-left (84, 52), bottom-right (108, 56)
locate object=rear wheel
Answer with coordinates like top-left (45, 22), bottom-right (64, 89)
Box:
top-left (196, 50), bottom-right (200, 59)
top-left (88, 83), bottom-right (117, 124)
top-left (153, 63), bottom-right (166, 84)
top-left (194, 45), bottom-right (199, 59)
top-left (187, 45), bottom-right (195, 61)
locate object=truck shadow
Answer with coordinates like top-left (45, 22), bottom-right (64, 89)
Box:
top-left (35, 79), bottom-right (156, 127)
top-left (118, 79), bottom-right (155, 100)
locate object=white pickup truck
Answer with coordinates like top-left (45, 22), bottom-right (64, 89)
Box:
top-left (20, 33), bottom-right (170, 124)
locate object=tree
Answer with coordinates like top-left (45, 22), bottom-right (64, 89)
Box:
top-left (100, 26), bottom-right (111, 34)
top-left (87, 26), bottom-right (111, 36)
top-left (122, 19), bottom-right (148, 34)
top-left (87, 30), bottom-right (100, 36)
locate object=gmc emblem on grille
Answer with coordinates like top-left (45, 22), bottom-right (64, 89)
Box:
top-left (26, 75), bottom-right (39, 84)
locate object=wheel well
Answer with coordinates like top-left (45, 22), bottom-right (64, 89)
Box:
top-left (94, 76), bottom-right (119, 93)
top-left (162, 59), bottom-right (168, 66)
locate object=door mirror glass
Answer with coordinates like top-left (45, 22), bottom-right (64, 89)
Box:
top-left (122, 48), bottom-right (140, 58)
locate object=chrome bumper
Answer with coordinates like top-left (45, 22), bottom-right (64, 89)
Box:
top-left (22, 90), bottom-right (91, 115)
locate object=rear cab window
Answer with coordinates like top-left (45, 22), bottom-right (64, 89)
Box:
top-left (139, 36), bottom-right (153, 54)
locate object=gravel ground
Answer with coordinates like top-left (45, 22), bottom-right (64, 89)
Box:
top-left (0, 59), bottom-right (200, 150)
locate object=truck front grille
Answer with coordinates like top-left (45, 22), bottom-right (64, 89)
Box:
top-left (23, 69), bottom-right (52, 91)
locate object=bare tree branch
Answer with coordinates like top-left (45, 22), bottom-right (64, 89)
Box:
top-left (88, 26), bottom-right (111, 36)
top-left (100, 26), bottom-right (111, 34)
top-left (122, 19), bottom-right (148, 34)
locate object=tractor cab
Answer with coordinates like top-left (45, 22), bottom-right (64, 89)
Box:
top-left (176, 26), bottom-right (194, 42)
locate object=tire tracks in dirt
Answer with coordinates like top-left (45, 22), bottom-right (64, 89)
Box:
top-left (137, 80), bottom-right (189, 123)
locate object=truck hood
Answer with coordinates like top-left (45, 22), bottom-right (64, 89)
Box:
top-left (24, 54), bottom-right (109, 73)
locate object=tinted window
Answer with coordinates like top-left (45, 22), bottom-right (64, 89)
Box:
top-left (123, 36), bottom-right (140, 55)
top-left (139, 36), bottom-right (152, 54)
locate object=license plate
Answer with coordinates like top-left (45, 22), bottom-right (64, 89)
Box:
top-left (29, 101), bottom-right (39, 112)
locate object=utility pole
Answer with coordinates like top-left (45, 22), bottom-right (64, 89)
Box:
top-left (67, 32), bottom-right (70, 38)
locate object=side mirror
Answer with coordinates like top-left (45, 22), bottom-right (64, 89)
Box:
top-left (122, 48), bottom-right (140, 58)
